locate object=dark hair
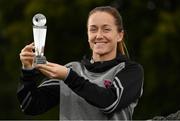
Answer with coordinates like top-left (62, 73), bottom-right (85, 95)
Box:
top-left (88, 6), bottom-right (128, 56)
top-left (88, 6), bottom-right (123, 32)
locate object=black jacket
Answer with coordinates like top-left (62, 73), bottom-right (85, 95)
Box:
top-left (17, 54), bottom-right (144, 120)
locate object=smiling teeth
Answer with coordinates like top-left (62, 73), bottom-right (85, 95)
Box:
top-left (95, 42), bottom-right (106, 44)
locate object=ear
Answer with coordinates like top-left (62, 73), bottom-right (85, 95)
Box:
top-left (117, 31), bottom-right (124, 42)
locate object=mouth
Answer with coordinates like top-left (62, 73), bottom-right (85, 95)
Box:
top-left (94, 42), bottom-right (107, 44)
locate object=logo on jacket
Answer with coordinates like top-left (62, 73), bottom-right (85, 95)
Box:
top-left (103, 79), bottom-right (112, 88)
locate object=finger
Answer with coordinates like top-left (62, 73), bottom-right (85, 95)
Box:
top-left (20, 56), bottom-right (34, 60)
top-left (20, 52), bottom-right (35, 57)
top-left (21, 47), bottom-right (32, 53)
top-left (35, 64), bottom-right (55, 74)
top-left (36, 64), bottom-right (52, 70)
top-left (29, 43), bottom-right (35, 50)
top-left (38, 68), bottom-right (54, 78)
top-left (46, 62), bottom-right (57, 67)
top-left (36, 62), bottom-right (57, 68)
top-left (21, 43), bottom-right (35, 52)
top-left (26, 42), bottom-right (34, 47)
top-left (29, 42), bottom-right (34, 46)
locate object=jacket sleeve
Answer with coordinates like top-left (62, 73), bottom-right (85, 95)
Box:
top-left (64, 62), bottom-right (143, 114)
top-left (17, 69), bottom-right (59, 115)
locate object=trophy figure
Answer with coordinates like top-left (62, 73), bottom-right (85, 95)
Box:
top-left (32, 13), bottom-right (47, 65)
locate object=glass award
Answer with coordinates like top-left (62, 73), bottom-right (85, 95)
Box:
top-left (32, 13), bottom-right (47, 65)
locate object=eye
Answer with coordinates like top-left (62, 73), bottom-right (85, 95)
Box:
top-left (103, 28), bottom-right (111, 33)
top-left (89, 28), bottom-right (97, 33)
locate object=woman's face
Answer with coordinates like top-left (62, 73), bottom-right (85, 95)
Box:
top-left (87, 12), bottom-right (123, 59)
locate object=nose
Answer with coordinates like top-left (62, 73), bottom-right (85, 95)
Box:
top-left (96, 30), bottom-right (103, 40)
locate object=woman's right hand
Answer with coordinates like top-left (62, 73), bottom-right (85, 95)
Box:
top-left (19, 43), bottom-right (35, 69)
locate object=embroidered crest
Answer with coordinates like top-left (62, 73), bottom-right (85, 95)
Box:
top-left (104, 80), bottom-right (112, 88)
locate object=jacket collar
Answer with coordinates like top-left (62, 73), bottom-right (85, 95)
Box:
top-left (81, 54), bottom-right (129, 73)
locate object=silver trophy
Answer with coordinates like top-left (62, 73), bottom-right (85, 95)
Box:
top-left (32, 13), bottom-right (47, 64)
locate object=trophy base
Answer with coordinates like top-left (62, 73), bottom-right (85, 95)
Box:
top-left (34, 55), bottom-right (47, 64)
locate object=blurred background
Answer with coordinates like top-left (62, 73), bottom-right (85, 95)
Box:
top-left (0, 0), bottom-right (180, 120)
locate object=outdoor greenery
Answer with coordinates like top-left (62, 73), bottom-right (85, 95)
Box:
top-left (0, 0), bottom-right (179, 119)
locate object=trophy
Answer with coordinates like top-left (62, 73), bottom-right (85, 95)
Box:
top-left (32, 13), bottom-right (47, 65)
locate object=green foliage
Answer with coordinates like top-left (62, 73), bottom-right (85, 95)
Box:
top-left (0, 0), bottom-right (180, 120)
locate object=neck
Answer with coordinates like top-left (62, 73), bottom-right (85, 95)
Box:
top-left (92, 52), bottom-right (116, 62)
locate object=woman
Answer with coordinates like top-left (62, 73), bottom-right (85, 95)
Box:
top-left (18, 6), bottom-right (144, 120)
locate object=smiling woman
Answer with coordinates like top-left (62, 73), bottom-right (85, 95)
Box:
top-left (17, 6), bottom-right (144, 120)
top-left (87, 11), bottom-right (124, 62)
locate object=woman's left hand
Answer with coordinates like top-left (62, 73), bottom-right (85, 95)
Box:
top-left (35, 62), bottom-right (69, 80)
